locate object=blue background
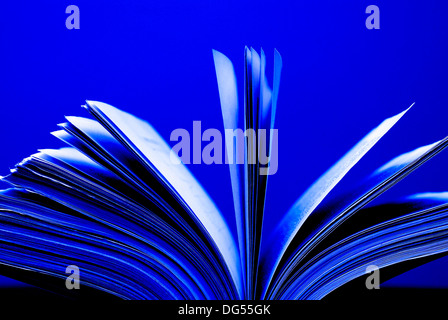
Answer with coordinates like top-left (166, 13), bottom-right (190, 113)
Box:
top-left (1, 0), bottom-right (448, 290)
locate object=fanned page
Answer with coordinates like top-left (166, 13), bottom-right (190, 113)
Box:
top-left (282, 193), bottom-right (448, 299)
top-left (213, 50), bottom-right (246, 293)
top-left (258, 106), bottom-right (413, 297)
top-left (84, 101), bottom-right (243, 297)
top-left (2, 48), bottom-right (448, 301)
top-left (263, 136), bottom-right (448, 299)
top-left (214, 48), bottom-right (282, 299)
top-left (0, 102), bottom-right (242, 299)
top-left (211, 49), bottom-right (448, 299)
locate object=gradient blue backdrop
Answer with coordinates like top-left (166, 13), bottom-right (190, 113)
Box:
top-left (1, 0), bottom-right (448, 289)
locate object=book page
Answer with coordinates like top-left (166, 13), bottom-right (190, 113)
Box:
top-left (259, 105), bottom-right (413, 297)
top-left (85, 101), bottom-right (243, 297)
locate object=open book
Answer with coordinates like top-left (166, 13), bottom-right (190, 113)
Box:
top-left (1, 48), bottom-right (448, 300)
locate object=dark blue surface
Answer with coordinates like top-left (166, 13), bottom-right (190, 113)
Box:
top-left (383, 255), bottom-right (448, 288)
top-left (1, 0), bottom-right (448, 289)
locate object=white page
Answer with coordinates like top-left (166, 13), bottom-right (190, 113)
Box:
top-left (259, 105), bottom-right (413, 297)
top-left (213, 49), bottom-right (246, 291)
top-left (85, 100), bottom-right (243, 298)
